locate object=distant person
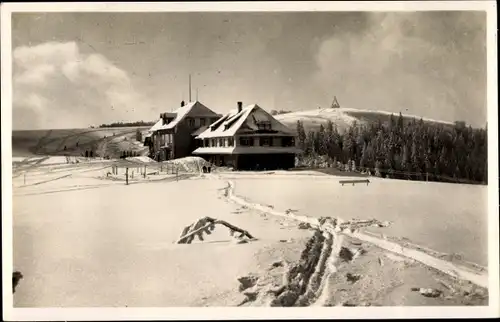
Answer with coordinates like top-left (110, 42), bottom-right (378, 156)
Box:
top-left (76, 142), bottom-right (79, 147)
top-left (12, 271), bottom-right (23, 294)
top-left (64, 145), bottom-right (67, 151)
top-left (85, 150), bottom-right (89, 158)
top-left (90, 151), bottom-right (94, 158)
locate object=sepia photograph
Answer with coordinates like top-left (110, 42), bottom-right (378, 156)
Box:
top-left (1, 1), bottom-right (498, 320)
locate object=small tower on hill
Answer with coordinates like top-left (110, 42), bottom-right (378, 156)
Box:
top-left (331, 96), bottom-right (341, 109)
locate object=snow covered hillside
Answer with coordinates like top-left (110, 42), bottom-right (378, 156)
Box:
top-left (275, 107), bottom-right (455, 133)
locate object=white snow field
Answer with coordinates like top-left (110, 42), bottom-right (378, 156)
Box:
top-left (12, 163), bottom-right (312, 307)
top-left (12, 159), bottom-right (489, 307)
top-left (226, 173), bottom-right (488, 267)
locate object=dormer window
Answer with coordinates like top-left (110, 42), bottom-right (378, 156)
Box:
top-left (188, 118), bottom-right (195, 127)
top-left (256, 121), bottom-right (272, 131)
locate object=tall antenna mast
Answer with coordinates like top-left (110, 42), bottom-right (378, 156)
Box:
top-left (196, 88), bottom-right (199, 101)
top-left (189, 74), bottom-right (192, 102)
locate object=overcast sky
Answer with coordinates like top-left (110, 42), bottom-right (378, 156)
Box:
top-left (11, 11), bottom-right (487, 130)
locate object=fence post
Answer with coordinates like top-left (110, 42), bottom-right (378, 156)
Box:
top-left (126, 167), bottom-right (129, 185)
top-left (144, 165), bottom-right (147, 178)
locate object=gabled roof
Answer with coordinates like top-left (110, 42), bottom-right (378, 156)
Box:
top-left (196, 104), bottom-right (295, 139)
top-left (191, 125), bottom-right (209, 136)
top-left (149, 101), bottom-right (220, 132)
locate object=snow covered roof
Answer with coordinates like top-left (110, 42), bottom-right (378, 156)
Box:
top-left (149, 119), bottom-right (164, 132)
top-left (192, 146), bottom-right (301, 155)
top-left (149, 101), bottom-right (220, 132)
top-left (196, 104), bottom-right (295, 139)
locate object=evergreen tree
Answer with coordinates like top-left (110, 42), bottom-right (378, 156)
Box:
top-left (317, 124), bottom-right (328, 155)
top-left (296, 121), bottom-right (307, 151)
top-left (305, 131), bottom-right (316, 156)
top-left (388, 114), bottom-right (396, 131)
top-left (397, 112), bottom-right (404, 129)
top-left (401, 142), bottom-right (410, 178)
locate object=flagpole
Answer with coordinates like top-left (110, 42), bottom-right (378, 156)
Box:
top-left (189, 74), bottom-right (192, 102)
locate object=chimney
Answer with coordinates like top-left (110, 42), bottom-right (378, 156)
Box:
top-left (181, 100), bottom-right (185, 107)
top-left (237, 101), bottom-right (243, 113)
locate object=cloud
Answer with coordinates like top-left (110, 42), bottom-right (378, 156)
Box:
top-left (312, 12), bottom-right (487, 126)
top-left (13, 41), bottom-right (151, 129)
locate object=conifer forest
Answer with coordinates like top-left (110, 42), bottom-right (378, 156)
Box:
top-left (295, 113), bottom-right (488, 185)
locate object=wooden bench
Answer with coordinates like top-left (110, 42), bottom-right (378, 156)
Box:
top-left (339, 179), bottom-right (370, 186)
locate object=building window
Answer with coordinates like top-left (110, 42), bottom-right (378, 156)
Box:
top-left (211, 139), bottom-right (216, 147)
top-left (282, 137), bottom-right (295, 147)
top-left (260, 137), bottom-right (271, 146)
top-left (188, 118), bottom-right (195, 127)
top-left (239, 137), bottom-right (254, 146)
top-left (228, 137), bottom-right (235, 147)
top-left (200, 118), bottom-right (206, 126)
top-left (218, 138), bottom-right (224, 147)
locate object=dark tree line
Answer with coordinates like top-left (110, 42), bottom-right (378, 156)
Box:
top-left (98, 121), bottom-right (155, 128)
top-left (296, 113), bottom-right (488, 184)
